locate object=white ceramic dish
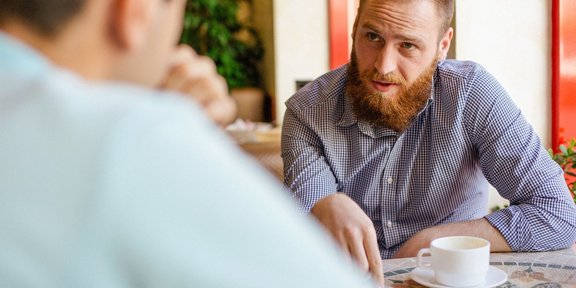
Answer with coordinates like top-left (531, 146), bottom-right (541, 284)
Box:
top-left (409, 266), bottom-right (508, 288)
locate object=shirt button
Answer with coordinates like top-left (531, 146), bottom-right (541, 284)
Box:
top-left (387, 177), bottom-right (393, 184)
top-left (386, 220), bottom-right (393, 228)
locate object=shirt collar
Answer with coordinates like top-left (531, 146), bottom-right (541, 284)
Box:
top-left (338, 92), bottom-right (357, 127)
top-left (0, 32), bottom-right (51, 74)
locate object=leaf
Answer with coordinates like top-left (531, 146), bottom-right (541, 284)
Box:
top-left (180, 0), bottom-right (264, 88)
top-left (560, 144), bottom-right (568, 155)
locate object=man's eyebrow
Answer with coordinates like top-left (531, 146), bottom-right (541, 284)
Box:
top-left (360, 22), bottom-right (381, 33)
top-left (360, 22), bottom-right (424, 44)
top-left (395, 34), bottom-right (423, 44)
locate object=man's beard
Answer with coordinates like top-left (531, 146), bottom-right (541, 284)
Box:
top-left (345, 49), bottom-right (438, 133)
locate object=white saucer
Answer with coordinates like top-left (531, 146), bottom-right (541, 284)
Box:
top-left (409, 266), bottom-right (507, 288)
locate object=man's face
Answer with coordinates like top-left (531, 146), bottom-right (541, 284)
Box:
top-left (112, 0), bottom-right (187, 86)
top-left (346, 0), bottom-right (452, 132)
top-left (148, 0), bottom-right (188, 82)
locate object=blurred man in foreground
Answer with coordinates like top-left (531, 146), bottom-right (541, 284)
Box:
top-left (0, 0), bottom-right (380, 286)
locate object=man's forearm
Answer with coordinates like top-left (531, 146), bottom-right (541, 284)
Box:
top-left (393, 218), bottom-right (511, 258)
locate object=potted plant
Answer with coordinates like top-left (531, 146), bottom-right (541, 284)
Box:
top-left (180, 0), bottom-right (266, 121)
top-left (548, 139), bottom-right (576, 204)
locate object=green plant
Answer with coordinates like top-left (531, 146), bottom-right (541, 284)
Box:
top-left (180, 0), bottom-right (264, 89)
top-left (548, 139), bottom-right (576, 204)
top-left (491, 204), bottom-right (509, 213)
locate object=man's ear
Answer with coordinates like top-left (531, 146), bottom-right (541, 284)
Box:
top-left (438, 27), bottom-right (453, 60)
top-left (351, 17), bottom-right (359, 40)
top-left (109, 0), bottom-right (153, 51)
top-left (351, 5), bottom-right (361, 40)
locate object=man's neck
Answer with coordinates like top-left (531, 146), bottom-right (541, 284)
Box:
top-left (1, 20), bottom-right (115, 81)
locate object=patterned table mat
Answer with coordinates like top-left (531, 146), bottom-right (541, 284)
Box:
top-left (383, 248), bottom-right (576, 287)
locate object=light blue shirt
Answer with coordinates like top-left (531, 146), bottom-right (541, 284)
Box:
top-left (0, 33), bottom-right (375, 288)
top-left (282, 63), bottom-right (576, 259)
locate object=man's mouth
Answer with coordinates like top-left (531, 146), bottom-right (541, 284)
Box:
top-left (371, 80), bottom-right (399, 93)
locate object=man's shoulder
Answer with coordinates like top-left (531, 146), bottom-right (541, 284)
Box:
top-left (89, 82), bottom-right (192, 115)
top-left (434, 60), bottom-right (516, 128)
top-left (86, 82), bottom-right (212, 138)
top-left (435, 60), bottom-right (500, 103)
top-left (34, 72), bottom-right (212, 145)
top-left (285, 65), bottom-right (348, 112)
top-left (437, 60), bottom-right (487, 81)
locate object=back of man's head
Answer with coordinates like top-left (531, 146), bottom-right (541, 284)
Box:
top-left (0, 0), bottom-right (86, 36)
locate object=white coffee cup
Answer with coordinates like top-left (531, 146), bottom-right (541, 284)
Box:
top-left (416, 236), bottom-right (490, 287)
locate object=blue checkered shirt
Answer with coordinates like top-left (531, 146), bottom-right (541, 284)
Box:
top-left (282, 60), bottom-right (576, 259)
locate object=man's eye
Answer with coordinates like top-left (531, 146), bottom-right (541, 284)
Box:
top-left (367, 32), bottom-right (380, 41)
top-left (401, 42), bottom-right (415, 49)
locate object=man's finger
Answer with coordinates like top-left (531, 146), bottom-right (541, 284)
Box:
top-left (348, 237), bottom-right (370, 272)
top-left (180, 55), bottom-right (217, 79)
top-left (160, 46), bottom-right (214, 90)
top-left (203, 98), bottom-right (237, 125)
top-left (333, 234), bottom-right (352, 260)
top-left (364, 234), bottom-right (384, 286)
top-left (160, 63), bottom-right (190, 90)
top-left (168, 45), bottom-right (196, 67)
top-left (180, 75), bottom-right (227, 104)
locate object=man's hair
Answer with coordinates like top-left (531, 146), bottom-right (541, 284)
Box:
top-left (358, 0), bottom-right (454, 34)
top-left (0, 0), bottom-right (87, 36)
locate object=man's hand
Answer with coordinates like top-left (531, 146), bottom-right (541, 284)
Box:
top-left (159, 45), bottom-right (236, 127)
top-left (311, 193), bottom-right (384, 286)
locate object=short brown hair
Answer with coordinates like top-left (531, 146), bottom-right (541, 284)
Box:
top-left (358, 0), bottom-right (454, 34)
top-left (0, 0), bottom-right (87, 36)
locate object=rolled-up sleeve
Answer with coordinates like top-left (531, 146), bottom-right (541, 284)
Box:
top-left (282, 108), bottom-right (338, 212)
top-left (463, 66), bottom-right (576, 251)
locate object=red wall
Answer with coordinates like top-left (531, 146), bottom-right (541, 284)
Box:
top-left (553, 0), bottom-right (576, 147)
top-left (328, 0), bottom-right (350, 70)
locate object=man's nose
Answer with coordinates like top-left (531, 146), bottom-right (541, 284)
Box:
top-left (374, 46), bottom-right (397, 75)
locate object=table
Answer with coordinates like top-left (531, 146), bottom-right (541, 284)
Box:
top-left (240, 140), bottom-right (283, 181)
top-left (237, 127), bottom-right (283, 181)
top-left (382, 245), bottom-right (576, 287)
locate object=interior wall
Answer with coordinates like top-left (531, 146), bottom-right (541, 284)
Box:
top-left (272, 0), bottom-right (330, 124)
top-left (252, 0), bottom-right (276, 121)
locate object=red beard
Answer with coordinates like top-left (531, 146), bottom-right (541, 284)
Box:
top-left (345, 49), bottom-right (437, 133)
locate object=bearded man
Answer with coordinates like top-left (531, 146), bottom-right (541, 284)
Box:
top-left (282, 0), bottom-right (576, 282)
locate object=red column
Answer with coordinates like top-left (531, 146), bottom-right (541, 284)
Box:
top-left (328, 0), bottom-right (350, 70)
top-left (552, 0), bottom-right (576, 148)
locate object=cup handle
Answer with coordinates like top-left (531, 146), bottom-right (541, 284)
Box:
top-left (417, 248), bottom-right (431, 268)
